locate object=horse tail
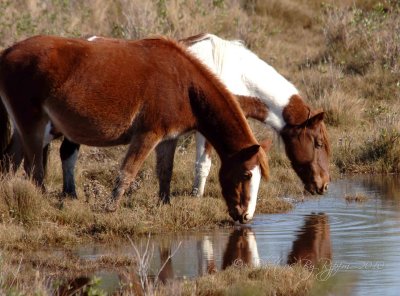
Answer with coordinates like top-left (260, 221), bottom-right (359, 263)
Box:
top-left (0, 97), bottom-right (11, 161)
top-left (0, 48), bottom-right (12, 161)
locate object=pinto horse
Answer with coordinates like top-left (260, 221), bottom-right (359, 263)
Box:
top-left (0, 35), bottom-right (269, 223)
top-left (183, 34), bottom-right (330, 196)
top-left (50, 33), bottom-right (330, 199)
top-left (1, 33), bottom-right (330, 201)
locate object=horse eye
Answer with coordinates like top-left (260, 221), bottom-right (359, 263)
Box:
top-left (315, 140), bottom-right (323, 149)
top-left (242, 171), bottom-right (252, 180)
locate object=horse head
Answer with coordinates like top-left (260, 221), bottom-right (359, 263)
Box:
top-left (219, 144), bottom-right (269, 224)
top-left (222, 227), bottom-right (258, 269)
top-left (281, 108), bottom-right (330, 195)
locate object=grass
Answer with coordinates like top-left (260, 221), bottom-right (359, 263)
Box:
top-left (0, 138), bottom-right (297, 250)
top-left (0, 249), bottom-right (314, 296)
top-left (344, 193), bottom-right (369, 203)
top-left (1, 0), bottom-right (399, 294)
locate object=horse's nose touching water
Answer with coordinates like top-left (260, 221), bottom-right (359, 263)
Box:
top-left (0, 34), bottom-right (330, 223)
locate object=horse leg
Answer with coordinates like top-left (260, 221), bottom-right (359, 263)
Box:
top-left (192, 132), bottom-right (212, 197)
top-left (60, 138), bottom-right (80, 198)
top-left (18, 117), bottom-right (48, 187)
top-left (107, 132), bottom-right (161, 211)
top-left (155, 138), bottom-right (178, 204)
top-left (42, 143), bottom-right (50, 177)
top-left (2, 132), bottom-right (24, 172)
top-left (2, 120), bottom-right (49, 176)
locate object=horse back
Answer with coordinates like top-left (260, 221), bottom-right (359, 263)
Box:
top-left (0, 36), bottom-right (198, 146)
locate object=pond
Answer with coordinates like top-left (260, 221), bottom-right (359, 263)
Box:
top-left (54, 175), bottom-right (400, 295)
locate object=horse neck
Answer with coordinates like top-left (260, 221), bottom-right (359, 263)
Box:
top-left (239, 55), bottom-right (303, 131)
top-left (188, 85), bottom-right (257, 159)
top-left (236, 95), bottom-right (269, 122)
top-left (189, 35), bottom-right (301, 132)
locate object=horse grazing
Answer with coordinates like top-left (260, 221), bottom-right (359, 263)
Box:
top-left (0, 35), bottom-right (269, 223)
top-left (42, 33), bottom-right (330, 200)
top-left (180, 33), bottom-right (330, 196)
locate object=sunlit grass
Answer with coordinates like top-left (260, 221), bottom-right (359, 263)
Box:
top-left (1, 0), bottom-right (399, 294)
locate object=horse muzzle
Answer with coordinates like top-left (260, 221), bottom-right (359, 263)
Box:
top-left (305, 182), bottom-right (329, 195)
top-left (229, 208), bottom-right (253, 224)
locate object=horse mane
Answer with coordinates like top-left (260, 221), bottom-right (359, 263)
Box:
top-left (0, 99), bottom-right (11, 156)
top-left (207, 34), bottom-right (245, 76)
top-left (180, 33), bottom-right (210, 45)
top-left (181, 33), bottom-right (245, 50)
top-left (181, 33), bottom-right (247, 76)
top-left (145, 36), bottom-right (257, 145)
top-left (320, 121), bottom-right (331, 157)
top-left (258, 148), bottom-right (269, 181)
top-left (0, 49), bottom-right (12, 158)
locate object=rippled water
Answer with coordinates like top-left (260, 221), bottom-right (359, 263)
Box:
top-left (76, 175), bottom-right (400, 295)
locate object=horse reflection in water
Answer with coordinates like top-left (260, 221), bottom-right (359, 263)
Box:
top-left (196, 214), bottom-right (332, 277)
top-left (158, 246), bottom-right (175, 284)
top-left (287, 213), bottom-right (332, 269)
top-left (122, 214), bottom-right (332, 287)
top-left (222, 228), bottom-right (261, 270)
top-left (142, 227), bottom-right (261, 286)
top-left (56, 276), bottom-right (91, 296)
top-left (197, 228), bottom-right (261, 275)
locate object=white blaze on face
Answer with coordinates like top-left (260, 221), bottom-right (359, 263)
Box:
top-left (245, 165), bottom-right (261, 221)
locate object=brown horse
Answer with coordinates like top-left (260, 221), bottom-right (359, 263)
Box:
top-left (222, 227), bottom-right (260, 269)
top-left (1, 34), bottom-right (330, 202)
top-left (287, 213), bottom-right (332, 268)
top-left (0, 35), bottom-right (269, 223)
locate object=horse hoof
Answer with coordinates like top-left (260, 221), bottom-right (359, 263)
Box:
top-left (191, 188), bottom-right (200, 197)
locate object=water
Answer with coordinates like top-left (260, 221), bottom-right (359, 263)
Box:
top-left (75, 175), bottom-right (400, 295)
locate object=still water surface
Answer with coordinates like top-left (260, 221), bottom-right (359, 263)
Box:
top-left (77, 175), bottom-right (400, 295)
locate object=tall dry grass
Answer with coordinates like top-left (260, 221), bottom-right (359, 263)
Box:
top-left (0, 0), bottom-right (399, 293)
top-left (0, 0), bottom-right (397, 244)
top-left (0, 173), bottom-right (46, 226)
top-left (0, 249), bottom-right (314, 295)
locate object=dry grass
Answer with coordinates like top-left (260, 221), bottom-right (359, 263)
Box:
top-left (0, 249), bottom-right (314, 295)
top-left (0, 136), bottom-right (296, 250)
top-left (0, 0), bottom-right (396, 248)
top-left (1, 0), bottom-right (399, 293)
top-left (187, 265), bottom-right (313, 296)
top-left (344, 193), bottom-right (369, 203)
top-left (0, 173), bottom-right (46, 226)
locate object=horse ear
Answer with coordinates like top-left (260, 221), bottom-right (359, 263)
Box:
top-left (308, 111), bottom-right (325, 127)
top-left (260, 138), bottom-right (272, 152)
top-left (237, 144), bottom-right (260, 162)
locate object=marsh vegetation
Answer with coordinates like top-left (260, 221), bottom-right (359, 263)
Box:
top-left (0, 0), bottom-right (399, 294)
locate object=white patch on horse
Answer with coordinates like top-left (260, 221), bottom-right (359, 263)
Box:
top-left (187, 38), bottom-right (218, 73)
top-left (87, 36), bottom-right (98, 42)
top-left (188, 33), bottom-right (299, 131)
top-left (245, 165), bottom-right (261, 221)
